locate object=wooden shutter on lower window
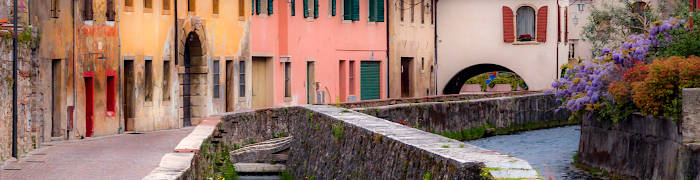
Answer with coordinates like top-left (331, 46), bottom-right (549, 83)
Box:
top-left (314, 0), bottom-right (319, 18)
top-left (256, 0), bottom-right (261, 14)
top-left (376, 0), bottom-right (384, 22)
top-left (332, 0), bottom-right (336, 16)
top-left (291, 0), bottom-right (296, 16)
top-left (502, 6), bottom-right (514, 43)
top-left (83, 0), bottom-right (93, 20)
top-left (344, 0), bottom-right (352, 20)
top-left (537, 6), bottom-right (548, 42)
top-left (369, 0), bottom-right (375, 21)
top-left (352, 0), bottom-right (359, 21)
top-left (304, 0), bottom-right (309, 17)
top-left (268, 0), bottom-right (273, 15)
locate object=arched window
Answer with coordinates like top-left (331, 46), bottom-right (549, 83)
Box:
top-left (516, 6), bottom-right (535, 41)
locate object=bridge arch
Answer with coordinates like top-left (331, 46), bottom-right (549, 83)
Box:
top-left (441, 64), bottom-right (528, 94)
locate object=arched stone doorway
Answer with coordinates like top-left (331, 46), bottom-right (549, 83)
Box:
top-left (442, 64), bottom-right (528, 94)
top-left (181, 32), bottom-right (207, 126)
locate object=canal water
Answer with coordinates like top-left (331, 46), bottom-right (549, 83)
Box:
top-left (467, 126), bottom-right (597, 180)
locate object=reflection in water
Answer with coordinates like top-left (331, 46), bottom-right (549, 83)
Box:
top-left (467, 126), bottom-right (598, 180)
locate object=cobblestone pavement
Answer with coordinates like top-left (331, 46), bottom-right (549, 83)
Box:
top-left (1, 127), bottom-right (193, 180)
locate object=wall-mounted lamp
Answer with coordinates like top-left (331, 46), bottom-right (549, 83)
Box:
top-left (576, 1), bottom-right (586, 11)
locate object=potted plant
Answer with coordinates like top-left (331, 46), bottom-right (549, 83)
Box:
top-left (518, 34), bottom-right (533, 41)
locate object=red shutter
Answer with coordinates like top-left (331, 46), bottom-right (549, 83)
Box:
top-left (537, 6), bottom-right (548, 42)
top-left (503, 6), bottom-right (515, 43)
top-left (565, 7), bottom-right (568, 43)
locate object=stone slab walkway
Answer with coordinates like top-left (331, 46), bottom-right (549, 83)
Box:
top-left (0, 128), bottom-right (193, 180)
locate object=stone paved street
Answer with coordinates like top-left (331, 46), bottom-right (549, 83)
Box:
top-left (1, 128), bottom-right (193, 180)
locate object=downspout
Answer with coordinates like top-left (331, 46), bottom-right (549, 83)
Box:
top-left (386, 0), bottom-right (390, 99)
top-left (71, 0), bottom-right (76, 139)
top-left (12, 0), bottom-right (18, 158)
top-left (433, 0), bottom-right (438, 95)
top-left (555, 0), bottom-right (560, 80)
top-left (174, 0), bottom-right (178, 65)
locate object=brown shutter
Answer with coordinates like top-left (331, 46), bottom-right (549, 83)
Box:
top-left (502, 6), bottom-right (514, 43)
top-left (537, 6), bottom-right (548, 42)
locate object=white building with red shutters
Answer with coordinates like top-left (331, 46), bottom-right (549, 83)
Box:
top-left (436, 0), bottom-right (569, 94)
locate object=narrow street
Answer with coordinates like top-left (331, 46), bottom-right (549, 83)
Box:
top-left (1, 128), bottom-right (193, 180)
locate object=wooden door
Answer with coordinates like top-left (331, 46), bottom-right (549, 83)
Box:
top-left (226, 61), bottom-right (234, 111)
top-left (252, 57), bottom-right (270, 108)
top-left (306, 62), bottom-right (315, 104)
top-left (51, 60), bottom-right (61, 137)
top-left (84, 76), bottom-right (94, 137)
top-left (123, 60), bottom-right (135, 131)
top-left (401, 58), bottom-right (412, 97)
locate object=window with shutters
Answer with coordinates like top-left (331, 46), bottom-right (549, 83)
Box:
top-left (330, 0), bottom-right (336, 16)
top-left (83, 0), bottom-right (93, 20)
top-left (163, 60), bottom-right (171, 101)
top-left (145, 0), bottom-right (153, 12)
top-left (213, 0), bottom-right (220, 14)
top-left (420, 0), bottom-right (425, 24)
top-left (188, 0), bottom-right (196, 12)
top-left (106, 0), bottom-right (115, 20)
top-left (314, 0), bottom-right (318, 18)
top-left (291, 0), bottom-right (296, 16)
top-left (239, 60), bottom-right (246, 97)
top-left (349, 61), bottom-right (355, 94)
top-left (369, 0), bottom-right (384, 22)
top-left (163, 0), bottom-right (170, 10)
top-left (632, 2), bottom-right (647, 14)
top-left (213, 60), bottom-right (220, 98)
top-left (268, 0), bottom-right (274, 15)
top-left (304, 0), bottom-right (309, 17)
top-left (253, 0), bottom-right (272, 15)
top-left (107, 75), bottom-right (116, 113)
top-left (255, 0), bottom-right (261, 14)
top-left (51, 0), bottom-right (59, 18)
top-left (516, 6), bottom-right (535, 42)
top-left (343, 0), bottom-right (359, 21)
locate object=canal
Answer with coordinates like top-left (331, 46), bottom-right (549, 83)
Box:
top-left (467, 126), bottom-right (597, 180)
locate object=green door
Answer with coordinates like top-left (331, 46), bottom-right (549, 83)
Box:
top-left (360, 61), bottom-right (381, 100)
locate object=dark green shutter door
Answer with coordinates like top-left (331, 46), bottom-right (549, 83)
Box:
top-left (252, 0), bottom-right (255, 14)
top-left (314, 0), bottom-right (319, 18)
top-left (343, 0), bottom-right (351, 20)
top-left (352, 0), bottom-right (360, 21)
top-left (376, 0), bottom-right (384, 22)
top-left (331, 0), bottom-right (336, 16)
top-left (303, 0), bottom-right (309, 17)
top-left (360, 61), bottom-right (381, 100)
top-left (268, 0), bottom-right (273, 14)
top-left (369, 0), bottom-right (375, 21)
top-left (255, 0), bottom-right (261, 14)
top-left (291, 0), bottom-right (295, 16)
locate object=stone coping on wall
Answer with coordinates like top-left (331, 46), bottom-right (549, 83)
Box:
top-left (338, 91), bottom-right (538, 109)
top-left (144, 105), bottom-right (542, 179)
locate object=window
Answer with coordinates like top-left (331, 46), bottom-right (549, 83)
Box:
top-left (400, 0), bottom-right (404, 21)
top-left (51, 0), bottom-right (59, 18)
top-left (369, 0), bottom-right (384, 22)
top-left (410, 0), bottom-right (414, 23)
top-left (304, 0), bottom-right (310, 18)
top-left (330, 0), bottom-right (336, 16)
top-left (83, 0), bottom-right (93, 20)
top-left (239, 0), bottom-right (246, 17)
top-left (314, 0), bottom-right (318, 18)
top-left (106, 75), bottom-right (116, 113)
top-left (163, 60), bottom-right (171, 101)
top-left (145, 0), bottom-right (153, 9)
top-left (163, 0), bottom-right (171, 10)
top-left (421, 57), bottom-right (424, 70)
top-left (125, 0), bottom-right (133, 8)
top-left (284, 62), bottom-right (291, 98)
top-left (349, 60), bottom-right (355, 94)
top-left (268, 0), bottom-right (273, 15)
top-left (213, 0), bottom-right (220, 14)
top-left (420, 0), bottom-right (424, 24)
top-left (516, 6), bottom-right (536, 41)
top-left (213, 60), bottom-right (220, 98)
top-left (188, 0), bottom-right (195, 12)
top-left (145, 59), bottom-right (153, 102)
top-left (239, 60), bottom-right (246, 97)
top-left (291, 0), bottom-right (296, 16)
top-left (255, 0), bottom-right (261, 14)
top-left (343, 0), bottom-right (359, 21)
top-left (107, 0), bottom-right (116, 21)
top-left (430, 0), bottom-right (433, 24)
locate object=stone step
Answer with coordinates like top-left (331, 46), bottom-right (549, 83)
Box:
top-left (230, 136), bottom-right (292, 163)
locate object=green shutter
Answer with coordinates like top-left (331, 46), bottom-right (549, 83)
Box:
top-left (331, 0), bottom-right (336, 16)
top-left (303, 0), bottom-right (309, 17)
top-left (291, 0), bottom-right (295, 16)
top-left (376, 0), bottom-right (384, 22)
top-left (314, 0), bottom-right (319, 18)
top-left (344, 0), bottom-right (351, 20)
top-left (360, 61), bottom-right (381, 100)
top-left (352, 0), bottom-right (360, 21)
top-left (268, 0), bottom-right (273, 14)
top-left (255, 0), bottom-right (261, 14)
top-left (369, 0), bottom-right (375, 21)
top-left (252, 0), bottom-right (255, 14)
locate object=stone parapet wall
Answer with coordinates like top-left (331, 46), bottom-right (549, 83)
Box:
top-left (578, 88), bottom-right (700, 179)
top-left (338, 91), bottom-right (536, 109)
top-left (356, 93), bottom-right (572, 140)
top-left (145, 105), bottom-right (542, 179)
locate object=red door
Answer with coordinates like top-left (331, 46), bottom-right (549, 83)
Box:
top-left (85, 76), bottom-right (94, 137)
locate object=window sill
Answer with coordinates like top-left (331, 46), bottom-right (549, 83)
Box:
top-left (284, 97), bottom-right (292, 102)
top-left (124, 6), bottom-right (134, 12)
top-left (238, 16), bottom-right (246, 21)
top-left (162, 100), bottom-right (171, 106)
top-left (212, 14), bottom-right (220, 18)
top-left (144, 8), bottom-right (153, 13)
top-left (162, 10), bottom-right (172, 15)
top-left (511, 41), bottom-right (540, 45)
top-left (106, 111), bottom-right (115, 117)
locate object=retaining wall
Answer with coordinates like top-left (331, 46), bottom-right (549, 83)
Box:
top-left (356, 93), bottom-right (572, 141)
top-left (578, 88), bottom-right (700, 179)
top-left (144, 106), bottom-right (541, 179)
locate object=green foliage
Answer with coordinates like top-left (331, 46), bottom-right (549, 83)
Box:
top-left (441, 145), bottom-right (449, 148)
top-left (573, 151), bottom-right (580, 164)
top-left (582, 0), bottom-right (660, 56)
top-left (596, 101), bottom-right (635, 123)
top-left (464, 73), bottom-right (491, 91)
top-left (657, 27), bottom-right (700, 58)
top-left (423, 172), bottom-right (432, 180)
top-left (332, 122), bottom-right (345, 141)
top-left (486, 73), bottom-right (528, 90)
top-left (280, 171), bottom-right (294, 180)
top-left (18, 27), bottom-right (34, 45)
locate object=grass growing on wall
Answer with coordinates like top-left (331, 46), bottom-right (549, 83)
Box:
top-left (438, 119), bottom-right (579, 141)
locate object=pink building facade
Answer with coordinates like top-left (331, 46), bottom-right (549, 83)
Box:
top-left (250, 0), bottom-right (388, 107)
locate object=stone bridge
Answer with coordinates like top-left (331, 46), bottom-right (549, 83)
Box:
top-left (144, 93), bottom-right (570, 179)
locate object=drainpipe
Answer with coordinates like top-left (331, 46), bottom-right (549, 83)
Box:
top-left (433, 0), bottom-right (438, 95)
top-left (555, 0), bottom-right (560, 80)
top-left (12, 0), bottom-right (19, 158)
top-left (386, 0), bottom-right (390, 99)
top-left (71, 0), bottom-right (77, 139)
top-left (174, 0), bottom-right (178, 65)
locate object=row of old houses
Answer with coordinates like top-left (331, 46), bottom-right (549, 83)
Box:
top-left (5, 0), bottom-right (686, 161)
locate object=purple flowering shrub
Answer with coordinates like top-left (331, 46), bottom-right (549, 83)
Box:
top-left (548, 17), bottom-right (689, 119)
